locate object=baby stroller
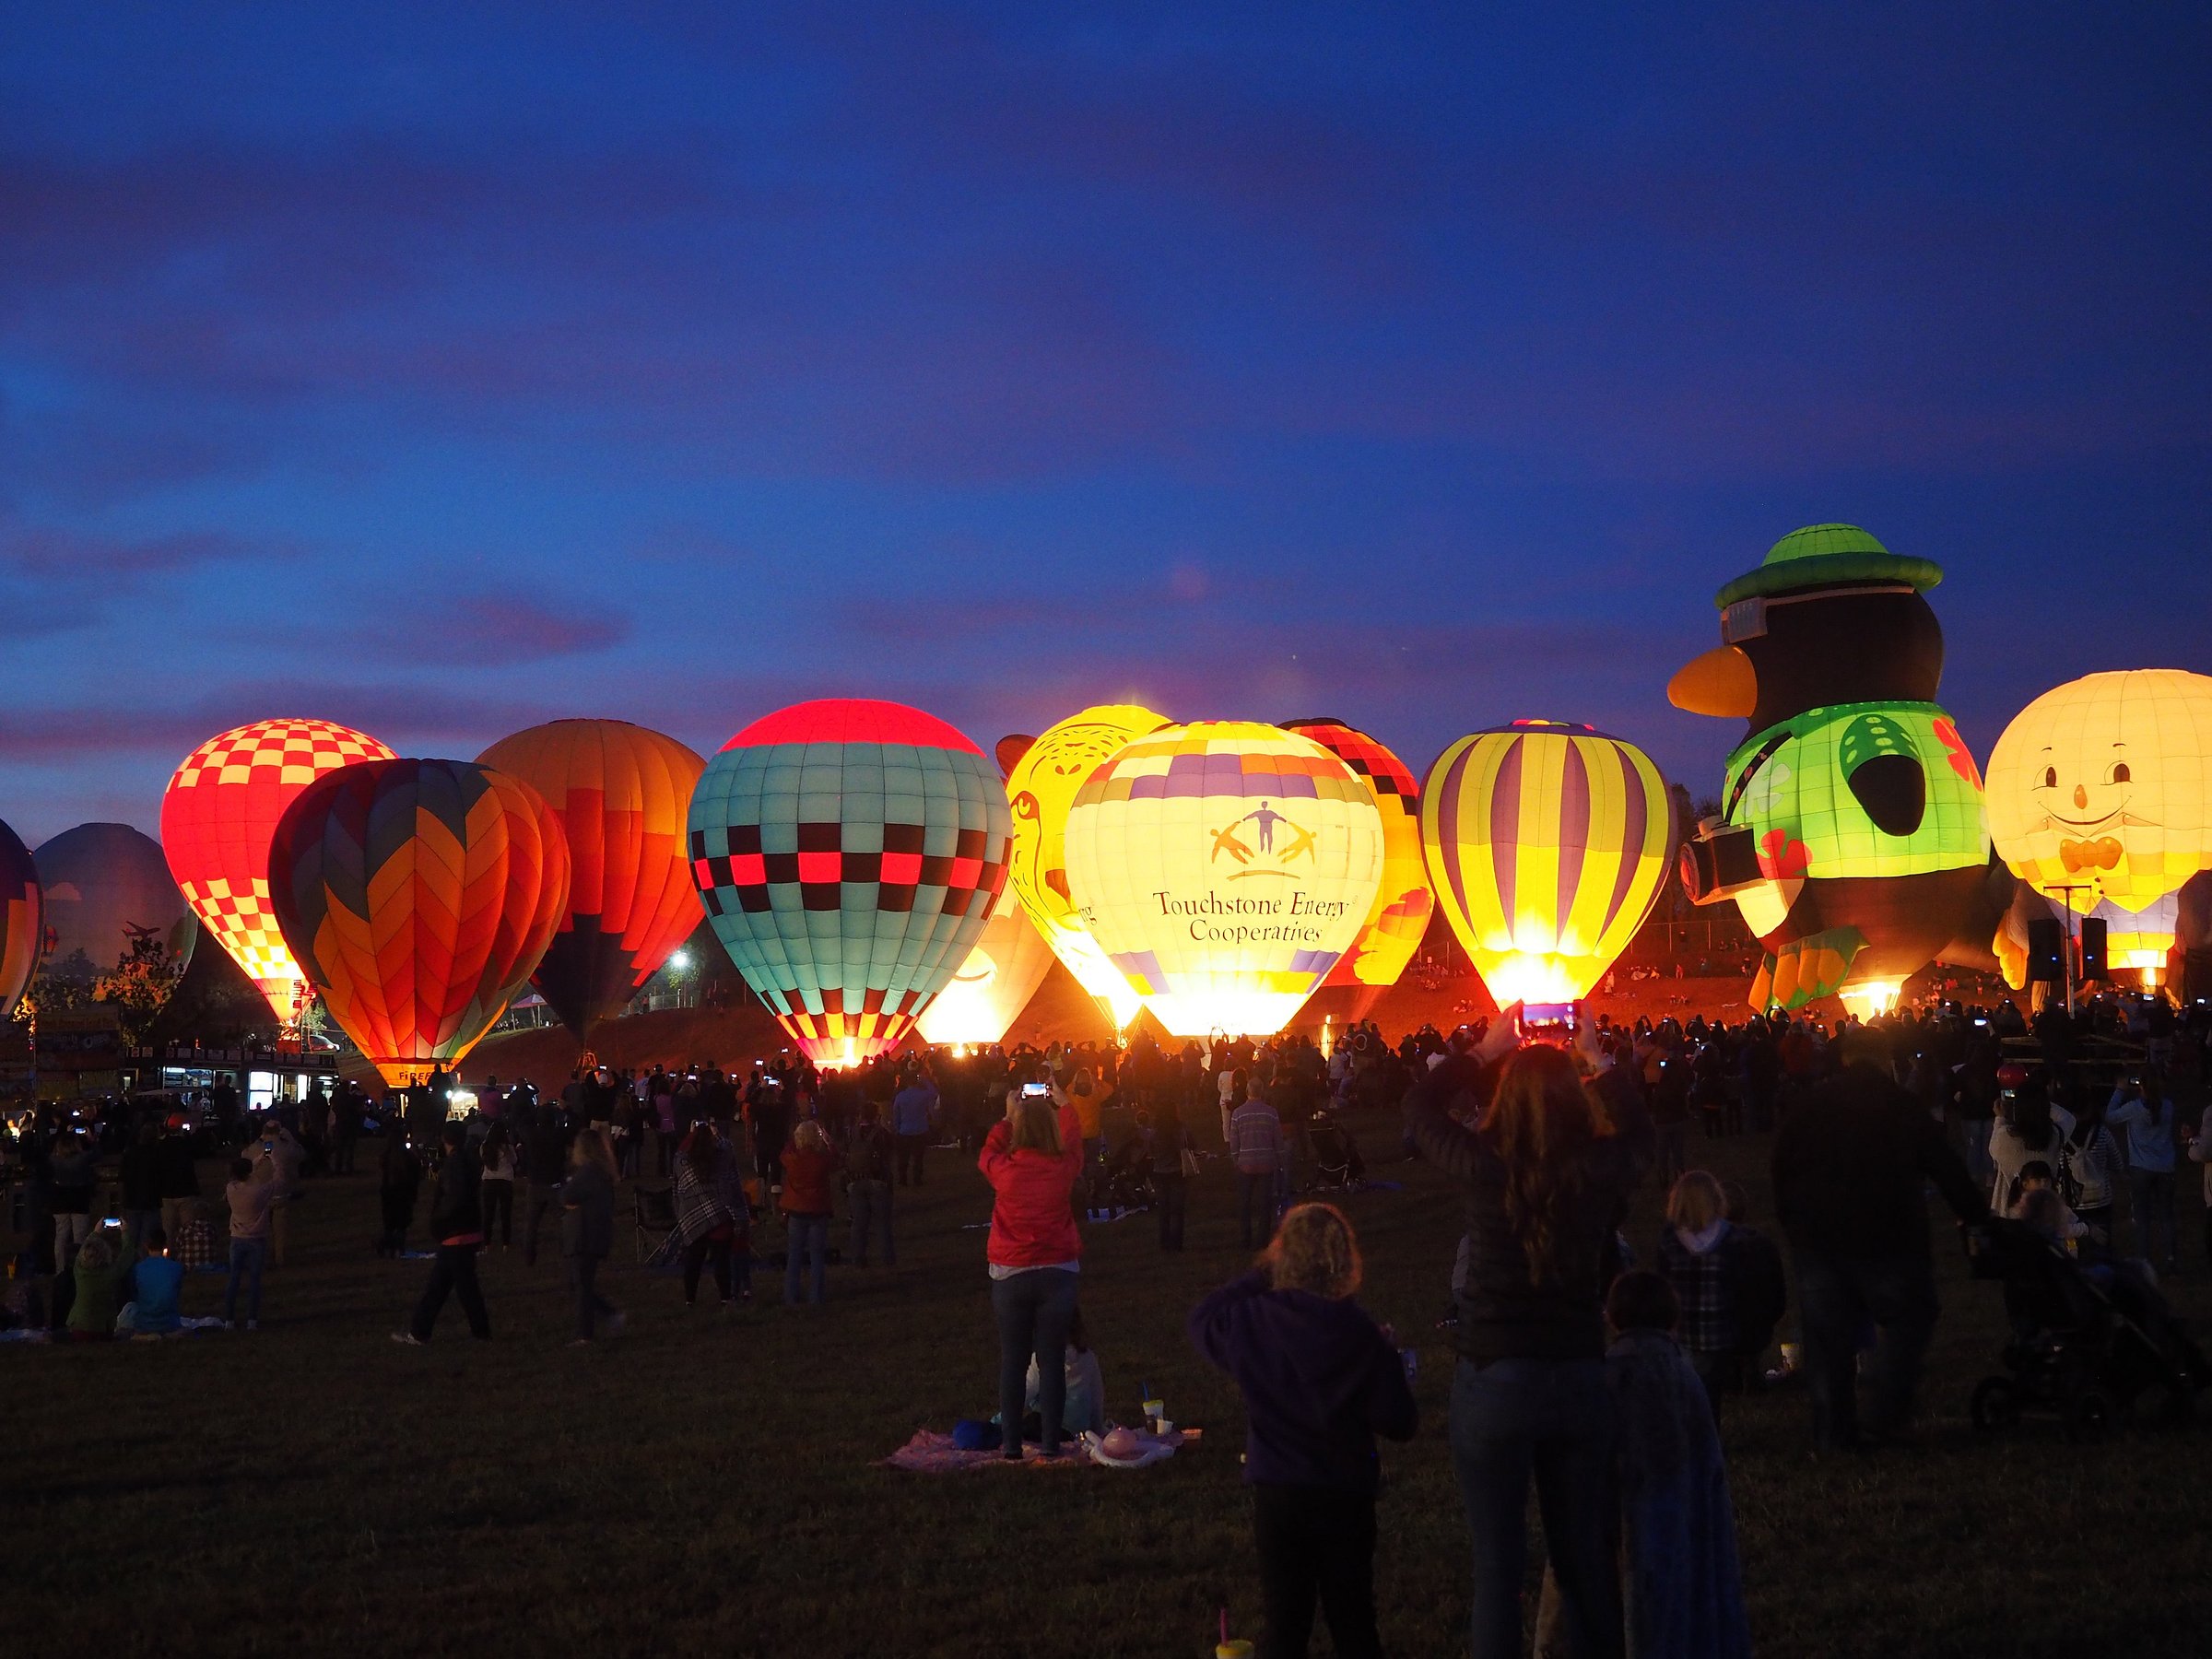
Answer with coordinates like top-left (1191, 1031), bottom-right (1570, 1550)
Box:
top-left (1963, 1217), bottom-right (2206, 1441)
top-left (1300, 1109), bottom-right (1366, 1193)
top-left (1094, 1138), bottom-right (1155, 1216)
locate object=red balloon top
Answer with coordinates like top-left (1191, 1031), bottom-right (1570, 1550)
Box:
top-left (722, 699), bottom-right (982, 754)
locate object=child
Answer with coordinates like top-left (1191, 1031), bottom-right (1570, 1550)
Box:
top-left (1023, 1307), bottom-right (1107, 1441)
top-left (2008, 1161), bottom-right (2087, 1245)
top-left (1189, 1203), bottom-right (1416, 1659)
top-left (1602, 1271), bottom-right (1752, 1659)
top-left (117, 1227), bottom-right (185, 1337)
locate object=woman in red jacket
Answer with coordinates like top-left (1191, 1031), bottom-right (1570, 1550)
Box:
top-left (980, 1080), bottom-right (1085, 1458)
top-left (780, 1120), bottom-right (838, 1306)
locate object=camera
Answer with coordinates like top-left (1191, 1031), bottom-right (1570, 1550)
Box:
top-left (1677, 818), bottom-right (1766, 904)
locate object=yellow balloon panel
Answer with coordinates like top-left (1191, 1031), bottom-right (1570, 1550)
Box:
top-left (1987, 669), bottom-right (2212, 920)
top-left (1064, 721), bottom-right (1382, 1037)
top-left (913, 895), bottom-right (1057, 1045)
top-left (1004, 703), bottom-right (1168, 1026)
top-left (1420, 721), bottom-right (1674, 1006)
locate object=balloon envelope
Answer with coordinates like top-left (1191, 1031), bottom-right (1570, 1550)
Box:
top-left (1421, 720), bottom-right (1674, 1006)
top-left (688, 699), bottom-right (1013, 1065)
top-left (0, 817), bottom-right (41, 1020)
top-left (161, 717), bottom-right (396, 1025)
top-left (1284, 718), bottom-right (1434, 993)
top-left (33, 822), bottom-right (196, 987)
top-left (1003, 703), bottom-right (1168, 1029)
top-left (1987, 668), bottom-right (2212, 971)
top-left (477, 718), bottom-right (706, 1039)
top-left (268, 759), bottom-right (571, 1088)
top-left (913, 896), bottom-right (1056, 1046)
top-left (1064, 720), bottom-right (1382, 1038)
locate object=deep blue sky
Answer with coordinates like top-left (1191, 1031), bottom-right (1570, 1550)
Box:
top-left (4, 4), bottom-right (2208, 842)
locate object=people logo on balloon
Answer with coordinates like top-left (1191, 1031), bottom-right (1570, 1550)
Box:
top-left (1063, 721), bottom-right (1382, 1038)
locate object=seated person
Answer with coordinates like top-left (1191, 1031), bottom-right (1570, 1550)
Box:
top-left (119, 1228), bottom-right (185, 1337)
top-left (64, 1225), bottom-right (135, 1342)
top-left (1020, 1309), bottom-right (1108, 1440)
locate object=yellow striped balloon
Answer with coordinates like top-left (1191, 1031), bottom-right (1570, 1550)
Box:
top-left (1419, 719), bottom-right (1675, 1006)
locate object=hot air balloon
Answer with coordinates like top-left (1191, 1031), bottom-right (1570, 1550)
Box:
top-left (1283, 718), bottom-right (1434, 998)
top-left (161, 717), bottom-right (396, 1026)
top-left (1063, 721), bottom-right (1382, 1038)
top-left (914, 897), bottom-right (1057, 1046)
top-left (268, 759), bottom-right (571, 1088)
top-left (1001, 703), bottom-right (1170, 1029)
top-left (688, 699), bottom-right (1012, 1065)
top-left (33, 823), bottom-right (196, 989)
top-left (1420, 720), bottom-right (1675, 1009)
top-left (476, 719), bottom-right (707, 1040)
top-left (1986, 670), bottom-right (2212, 979)
top-left (1670, 524), bottom-right (1989, 1013)
top-left (0, 816), bottom-right (41, 1020)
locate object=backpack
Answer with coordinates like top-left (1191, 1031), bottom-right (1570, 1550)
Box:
top-left (847, 1127), bottom-right (887, 1183)
top-left (1723, 1226), bottom-right (1787, 1356)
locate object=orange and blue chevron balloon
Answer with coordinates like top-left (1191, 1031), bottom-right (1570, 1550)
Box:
top-left (268, 759), bottom-right (571, 1088)
top-left (0, 816), bottom-right (41, 1021)
top-left (1420, 719), bottom-right (1675, 1007)
top-left (161, 717), bottom-right (396, 1025)
top-left (477, 719), bottom-right (706, 1041)
top-left (688, 699), bottom-right (1013, 1065)
top-left (1284, 718), bottom-right (1434, 994)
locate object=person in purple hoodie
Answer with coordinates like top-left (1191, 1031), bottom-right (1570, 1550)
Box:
top-left (1190, 1202), bottom-right (1418, 1659)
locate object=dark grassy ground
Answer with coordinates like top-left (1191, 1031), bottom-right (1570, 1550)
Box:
top-left (10, 1121), bottom-right (2210, 1659)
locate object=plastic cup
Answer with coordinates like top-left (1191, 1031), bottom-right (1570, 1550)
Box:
top-left (1143, 1397), bottom-right (1164, 1430)
top-left (1157, 1418), bottom-right (1174, 1435)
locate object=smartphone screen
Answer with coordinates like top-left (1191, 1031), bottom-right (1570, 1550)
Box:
top-left (1521, 1001), bottom-right (1577, 1030)
top-left (1020, 1082), bottom-right (1051, 1100)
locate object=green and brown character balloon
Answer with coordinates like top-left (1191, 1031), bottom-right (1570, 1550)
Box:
top-left (1670, 524), bottom-right (1990, 1010)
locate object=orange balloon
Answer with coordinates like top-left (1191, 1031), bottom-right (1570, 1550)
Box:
top-left (477, 719), bottom-right (706, 1040)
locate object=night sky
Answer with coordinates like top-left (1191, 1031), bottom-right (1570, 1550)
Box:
top-left (4, 5), bottom-right (2207, 843)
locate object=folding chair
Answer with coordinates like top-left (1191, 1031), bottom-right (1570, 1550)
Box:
top-left (634, 1184), bottom-right (678, 1263)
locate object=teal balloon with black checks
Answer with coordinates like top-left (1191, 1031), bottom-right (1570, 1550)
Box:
top-left (687, 700), bottom-right (1012, 1063)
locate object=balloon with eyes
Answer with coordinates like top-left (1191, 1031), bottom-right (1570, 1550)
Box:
top-left (998, 703), bottom-right (1171, 1029)
top-left (1985, 669), bottom-right (2212, 980)
top-left (1669, 524), bottom-right (1990, 1012)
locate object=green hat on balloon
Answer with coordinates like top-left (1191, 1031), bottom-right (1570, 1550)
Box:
top-left (1713, 523), bottom-right (1944, 610)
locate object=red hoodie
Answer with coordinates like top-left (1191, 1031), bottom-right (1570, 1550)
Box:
top-left (978, 1104), bottom-right (1084, 1269)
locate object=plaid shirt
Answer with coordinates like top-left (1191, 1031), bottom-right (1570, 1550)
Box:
top-left (1656, 1225), bottom-right (1736, 1355)
top-left (174, 1217), bottom-right (219, 1270)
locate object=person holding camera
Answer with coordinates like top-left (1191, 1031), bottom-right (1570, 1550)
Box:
top-left (979, 1068), bottom-right (1084, 1460)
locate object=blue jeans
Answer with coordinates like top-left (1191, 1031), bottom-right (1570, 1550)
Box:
top-left (849, 1180), bottom-right (893, 1266)
top-left (784, 1214), bottom-right (829, 1304)
top-left (992, 1267), bottom-right (1077, 1454)
top-left (2129, 1168), bottom-right (2177, 1266)
top-left (224, 1238), bottom-right (265, 1324)
top-left (1792, 1248), bottom-right (1937, 1449)
top-left (1449, 1357), bottom-right (1621, 1659)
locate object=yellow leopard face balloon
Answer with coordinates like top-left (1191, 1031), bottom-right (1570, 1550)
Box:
top-left (1002, 703), bottom-right (1169, 1025)
top-left (1986, 668), bottom-right (2212, 912)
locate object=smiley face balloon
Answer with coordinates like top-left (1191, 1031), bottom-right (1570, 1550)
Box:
top-left (1986, 669), bottom-right (2212, 964)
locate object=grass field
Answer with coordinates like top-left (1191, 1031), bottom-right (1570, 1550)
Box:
top-left (12, 1120), bottom-right (2211, 1659)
